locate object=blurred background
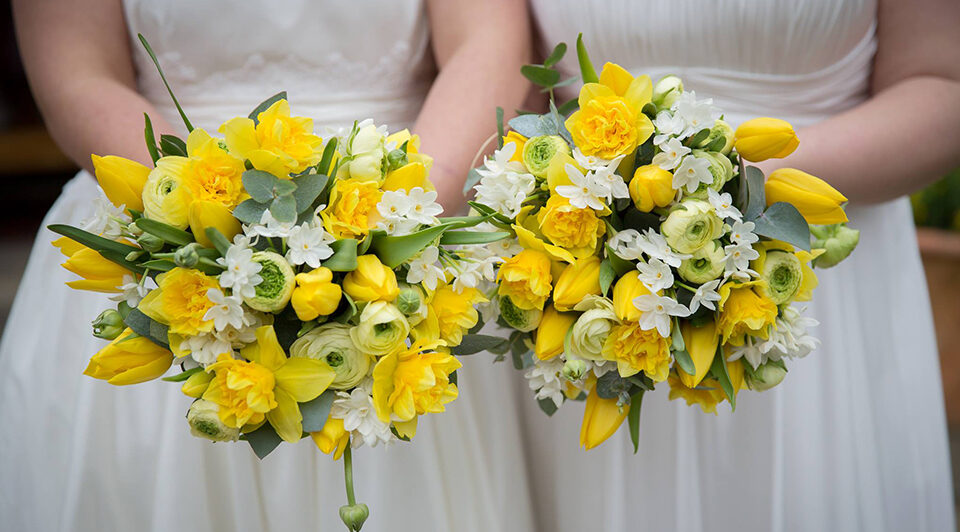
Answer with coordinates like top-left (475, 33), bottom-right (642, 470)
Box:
top-left (1, 0), bottom-right (959, 508)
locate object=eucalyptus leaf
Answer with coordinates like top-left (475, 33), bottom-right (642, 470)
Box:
top-left (543, 42), bottom-right (567, 68)
top-left (233, 198), bottom-right (269, 224)
top-left (143, 113), bottom-right (161, 164)
top-left (292, 173), bottom-right (329, 213)
top-left (136, 217), bottom-right (194, 246)
top-left (496, 107), bottom-right (505, 148)
top-left (538, 398), bottom-right (559, 417)
top-left (248, 91), bottom-right (287, 123)
top-left (242, 423), bottom-right (283, 459)
top-left (452, 334), bottom-right (509, 356)
top-left (322, 239), bottom-right (359, 271)
top-left (299, 390), bottom-right (336, 433)
top-left (508, 113), bottom-right (551, 138)
top-left (438, 231), bottom-right (509, 246)
top-left (550, 99), bottom-right (573, 144)
top-left (269, 194), bottom-right (297, 223)
top-left (124, 308), bottom-right (170, 349)
top-left (597, 371), bottom-right (630, 399)
top-left (599, 259), bottom-right (616, 296)
top-left (751, 202), bottom-right (812, 251)
top-left (628, 390), bottom-right (644, 453)
top-left (462, 167), bottom-right (483, 195)
top-left (521, 64), bottom-right (561, 87)
top-left (739, 165), bottom-right (766, 220)
top-left (557, 97), bottom-right (579, 116)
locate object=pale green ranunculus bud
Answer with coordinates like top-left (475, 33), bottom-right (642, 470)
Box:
top-left (695, 119), bottom-right (736, 155)
top-left (678, 240), bottom-right (726, 284)
top-left (759, 250), bottom-right (803, 305)
top-left (137, 232), bottom-right (164, 253)
top-left (292, 323), bottom-right (372, 390)
top-left (127, 222), bottom-right (144, 237)
top-left (187, 399), bottom-right (240, 442)
top-left (92, 309), bottom-right (125, 340)
top-left (396, 284), bottom-right (423, 316)
top-left (347, 124), bottom-right (386, 181)
top-left (652, 74), bottom-right (684, 109)
top-left (745, 362), bottom-right (788, 391)
top-left (499, 295), bottom-right (542, 332)
top-left (522, 135), bottom-right (570, 178)
top-left (661, 199), bottom-right (724, 254)
top-left (810, 224), bottom-right (860, 268)
top-left (562, 359), bottom-right (588, 382)
top-left (243, 251), bottom-right (295, 313)
top-left (339, 503), bottom-right (370, 532)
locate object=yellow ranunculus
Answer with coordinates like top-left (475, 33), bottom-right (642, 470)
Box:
top-left (220, 99), bottom-right (323, 178)
top-left (204, 326), bottom-right (335, 443)
top-left (350, 301), bottom-right (409, 356)
top-left (502, 131), bottom-right (528, 162)
top-left (321, 180), bottom-right (382, 240)
top-left (291, 267), bottom-right (343, 321)
top-left (342, 255), bottom-right (399, 303)
top-left (565, 62), bottom-right (655, 159)
top-left (552, 256), bottom-right (602, 312)
top-left (372, 339), bottom-right (461, 439)
top-left (611, 271), bottom-right (653, 321)
top-left (751, 241), bottom-right (823, 304)
top-left (765, 168), bottom-right (848, 224)
top-left (734, 117), bottom-right (799, 162)
top-left (667, 374), bottom-right (724, 414)
top-left (602, 322), bottom-right (671, 380)
top-left (311, 416), bottom-right (350, 460)
top-left (579, 383), bottom-right (627, 450)
top-left (179, 129), bottom-right (248, 208)
top-left (414, 281), bottom-right (486, 346)
top-left (661, 199), bottom-right (724, 254)
top-left (53, 236), bottom-right (132, 293)
top-left (83, 328), bottom-right (174, 385)
top-left (143, 157), bottom-right (191, 228)
top-left (534, 304), bottom-right (578, 360)
top-left (717, 280), bottom-right (779, 346)
top-left (537, 195), bottom-right (605, 258)
top-left (188, 199), bottom-right (242, 248)
top-left (497, 249), bottom-right (553, 311)
top-left (678, 321), bottom-right (719, 388)
top-left (91, 154), bottom-right (150, 212)
top-left (137, 267), bottom-right (220, 337)
top-left (629, 164), bottom-right (675, 212)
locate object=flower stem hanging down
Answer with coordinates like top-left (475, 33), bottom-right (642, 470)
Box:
top-left (339, 442), bottom-right (370, 531)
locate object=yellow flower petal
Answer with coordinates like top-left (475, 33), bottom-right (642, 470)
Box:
top-left (266, 387), bottom-right (304, 443)
top-left (274, 357), bottom-right (336, 402)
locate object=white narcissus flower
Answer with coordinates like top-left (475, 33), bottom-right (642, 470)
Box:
top-left (331, 380), bottom-right (395, 448)
top-left (556, 163), bottom-right (608, 210)
top-left (525, 356), bottom-right (565, 408)
top-left (632, 294), bottom-right (690, 337)
top-left (652, 110), bottom-right (686, 145)
top-left (609, 229), bottom-right (645, 261)
top-left (688, 279), bottom-right (722, 313)
top-left (726, 337), bottom-right (766, 370)
top-left (707, 189), bottom-right (743, 222)
top-left (636, 258), bottom-right (674, 292)
top-left (637, 228), bottom-right (691, 268)
top-left (571, 147), bottom-right (613, 171)
top-left (109, 274), bottom-right (151, 308)
top-left (728, 220), bottom-right (759, 246)
top-left (474, 143), bottom-right (536, 218)
top-left (284, 222), bottom-right (335, 268)
top-left (245, 210), bottom-right (296, 239)
top-left (180, 333), bottom-right (234, 366)
top-left (406, 246), bottom-right (445, 290)
top-left (203, 288), bottom-right (245, 331)
top-left (673, 91), bottom-right (720, 138)
top-left (652, 137), bottom-right (690, 171)
top-left (81, 192), bottom-right (127, 239)
top-left (376, 217), bottom-right (420, 236)
top-left (724, 242), bottom-right (760, 274)
top-left (591, 156), bottom-right (630, 203)
top-left (216, 245), bottom-right (263, 299)
top-left (672, 155), bottom-right (714, 193)
top-left (377, 189), bottom-right (414, 219)
top-left (760, 305), bottom-right (819, 360)
top-left (406, 187), bottom-right (443, 225)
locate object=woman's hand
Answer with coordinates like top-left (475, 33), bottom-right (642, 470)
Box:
top-left (415, 0), bottom-right (532, 214)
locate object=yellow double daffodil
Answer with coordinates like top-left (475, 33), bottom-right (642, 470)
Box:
top-left (220, 99), bottom-right (323, 178)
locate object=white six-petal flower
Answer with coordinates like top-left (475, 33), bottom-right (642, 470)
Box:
top-left (284, 222), bottom-right (335, 268)
top-left (632, 294), bottom-right (690, 337)
top-left (636, 258), bottom-right (675, 292)
top-left (672, 155), bottom-right (714, 193)
top-left (688, 279), bottom-right (722, 313)
top-left (652, 137), bottom-right (691, 171)
top-left (707, 188), bottom-right (743, 222)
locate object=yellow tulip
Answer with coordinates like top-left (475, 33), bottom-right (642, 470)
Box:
top-left (188, 200), bottom-right (241, 248)
top-left (552, 256), bottom-right (602, 312)
top-left (53, 236), bottom-right (131, 293)
top-left (291, 267), bottom-right (343, 321)
top-left (534, 305), bottom-right (578, 360)
top-left (83, 328), bottom-right (174, 385)
top-left (342, 255), bottom-right (399, 303)
top-left (382, 162), bottom-right (429, 192)
top-left (579, 384), bottom-right (627, 450)
top-left (181, 370), bottom-right (214, 398)
top-left (734, 118), bottom-right (799, 162)
top-left (678, 321), bottom-right (719, 388)
top-left (91, 154), bottom-right (150, 212)
top-left (611, 271), bottom-right (653, 321)
top-left (502, 131), bottom-right (527, 162)
top-left (311, 416), bottom-right (350, 460)
top-left (629, 164), bottom-right (675, 212)
top-left (765, 168), bottom-right (848, 224)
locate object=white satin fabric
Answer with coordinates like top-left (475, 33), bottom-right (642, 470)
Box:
top-left (0, 2), bottom-right (535, 531)
top-left (523, 0), bottom-right (955, 531)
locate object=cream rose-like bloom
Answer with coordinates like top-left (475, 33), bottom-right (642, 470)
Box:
top-left (661, 199), bottom-right (724, 254)
top-left (565, 296), bottom-right (618, 361)
top-left (350, 301), bottom-right (410, 357)
top-left (291, 323), bottom-right (373, 390)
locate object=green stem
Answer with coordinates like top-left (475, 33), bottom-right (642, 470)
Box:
top-left (674, 281), bottom-right (698, 293)
top-left (198, 257), bottom-right (225, 270)
top-left (343, 441), bottom-right (356, 506)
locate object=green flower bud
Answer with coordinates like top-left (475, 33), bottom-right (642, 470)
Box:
top-left (187, 399), bottom-right (240, 442)
top-left (678, 240), bottom-right (726, 283)
top-left (499, 296), bottom-right (542, 332)
top-left (92, 309), bottom-right (125, 340)
top-left (661, 199), bottom-right (724, 254)
top-left (396, 285), bottom-right (422, 316)
top-left (125, 250), bottom-right (145, 262)
top-left (745, 362), bottom-right (788, 392)
top-left (137, 232), bottom-right (165, 253)
top-left (291, 323), bottom-right (372, 390)
top-left (127, 222), bottom-right (144, 237)
top-left (174, 243), bottom-right (202, 268)
top-left (522, 135), bottom-right (570, 178)
top-left (243, 251), bottom-right (295, 313)
top-left (339, 503), bottom-right (370, 532)
top-left (562, 359), bottom-right (588, 381)
top-left (652, 74), bottom-right (684, 109)
top-left (810, 224), bottom-right (860, 269)
top-left (695, 119), bottom-right (735, 155)
top-left (760, 250), bottom-right (802, 305)
top-left (386, 148), bottom-right (408, 171)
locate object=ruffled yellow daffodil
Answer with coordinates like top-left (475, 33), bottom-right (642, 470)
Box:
top-left (83, 328), bottom-right (174, 385)
top-left (667, 374), bottom-right (725, 414)
top-left (717, 280), bottom-right (779, 346)
top-left (497, 249), bottom-right (553, 311)
top-left (321, 180), bottom-right (382, 239)
top-left (537, 195), bottom-right (606, 258)
top-left (413, 281), bottom-right (486, 346)
top-left (602, 322), bottom-right (671, 380)
top-left (765, 168), bottom-right (848, 224)
top-left (220, 99), bottom-right (323, 178)
top-left (91, 154), bottom-right (150, 212)
top-left (734, 117), bottom-right (799, 162)
top-left (137, 267), bottom-right (220, 339)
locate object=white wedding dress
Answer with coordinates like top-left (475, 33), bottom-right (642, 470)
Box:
top-left (0, 1), bottom-right (535, 531)
top-left (523, 0), bottom-right (955, 531)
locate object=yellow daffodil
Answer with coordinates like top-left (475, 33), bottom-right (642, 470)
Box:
top-left (414, 281), bottom-right (486, 346)
top-left (602, 322), bottom-right (671, 380)
top-left (537, 195), bottom-right (606, 258)
top-left (137, 267), bottom-right (220, 337)
top-left (91, 154), bottom-right (150, 212)
top-left (372, 339), bottom-right (461, 439)
top-left (765, 168), bottom-right (848, 224)
top-left (552, 256), bottom-right (602, 312)
top-left (513, 217), bottom-right (577, 265)
top-left (717, 280), bottom-right (778, 346)
top-left (579, 383), bottom-right (627, 450)
top-left (497, 249), bottom-right (553, 311)
top-left (311, 416), bottom-right (350, 459)
top-left (611, 271), bottom-right (654, 321)
top-left (220, 99), bottom-right (323, 178)
top-left (321, 180), bottom-right (382, 239)
top-left (83, 328), bottom-right (174, 385)
top-left (188, 199), bottom-right (242, 248)
top-left (179, 129), bottom-right (248, 208)
top-left (629, 164), bottom-right (675, 212)
top-left (342, 255), bottom-right (399, 303)
top-left (734, 117), bottom-right (799, 162)
top-left (52, 236), bottom-right (132, 293)
top-left (566, 62), bottom-right (655, 159)
top-left (203, 326), bottom-right (335, 443)
top-left (291, 267), bottom-right (343, 321)
top-left (534, 304), bottom-right (577, 360)
top-left (678, 321), bottom-right (719, 388)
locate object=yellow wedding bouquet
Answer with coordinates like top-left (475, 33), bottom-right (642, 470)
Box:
top-left (461, 36), bottom-right (859, 451)
top-left (51, 36), bottom-right (502, 531)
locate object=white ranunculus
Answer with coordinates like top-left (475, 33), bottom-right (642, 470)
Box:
top-left (565, 296), bottom-right (617, 361)
top-left (661, 199), bottom-right (724, 254)
top-left (291, 323), bottom-right (373, 390)
top-left (350, 301), bottom-right (410, 356)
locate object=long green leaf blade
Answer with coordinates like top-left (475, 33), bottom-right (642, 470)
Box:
top-left (137, 33), bottom-right (193, 132)
top-left (576, 33), bottom-right (599, 84)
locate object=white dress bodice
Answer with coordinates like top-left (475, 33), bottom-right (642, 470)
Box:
top-left (123, 0), bottom-right (436, 132)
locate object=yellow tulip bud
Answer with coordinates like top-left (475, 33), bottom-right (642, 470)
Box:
top-left (579, 384), bottom-right (627, 450)
top-left (343, 255), bottom-right (399, 303)
top-left (552, 256), bottom-right (602, 312)
top-left (611, 271), bottom-right (653, 321)
top-left (382, 161), bottom-right (429, 192)
top-left (53, 236), bottom-right (131, 293)
top-left (734, 118), bottom-right (799, 162)
top-left (291, 267), bottom-right (343, 321)
top-left (311, 415), bottom-right (350, 460)
top-left (629, 164), bottom-right (675, 212)
top-left (91, 154), bottom-right (150, 212)
top-left (534, 305), bottom-right (578, 360)
top-left (678, 321), bottom-right (719, 388)
top-left (765, 168), bottom-right (848, 224)
top-left (502, 131), bottom-right (528, 162)
top-left (83, 328), bottom-right (174, 385)
top-left (181, 370), bottom-right (214, 398)
top-left (188, 200), bottom-right (242, 248)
